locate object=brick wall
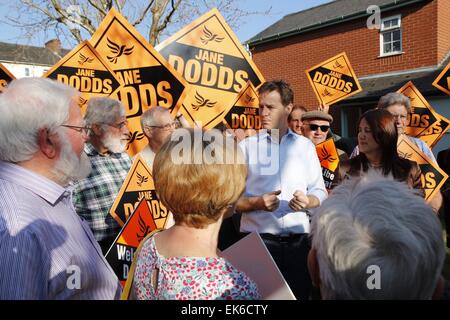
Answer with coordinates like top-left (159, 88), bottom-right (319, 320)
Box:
top-left (250, 0), bottom-right (440, 109)
top-left (437, 0), bottom-right (450, 63)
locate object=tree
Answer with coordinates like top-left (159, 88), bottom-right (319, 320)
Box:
top-left (5, 0), bottom-right (269, 47)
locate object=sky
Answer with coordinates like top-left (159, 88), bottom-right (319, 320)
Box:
top-left (0, 0), bottom-right (332, 49)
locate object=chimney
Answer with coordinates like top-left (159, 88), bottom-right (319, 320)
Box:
top-left (45, 39), bottom-right (62, 55)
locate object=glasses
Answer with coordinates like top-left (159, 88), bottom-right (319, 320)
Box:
top-left (103, 120), bottom-right (128, 129)
top-left (308, 124), bottom-right (330, 132)
top-left (391, 114), bottom-right (408, 120)
top-left (147, 122), bottom-right (176, 131)
top-left (60, 124), bottom-right (91, 135)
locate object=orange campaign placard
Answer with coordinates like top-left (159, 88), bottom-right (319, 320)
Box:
top-left (109, 155), bottom-right (170, 229)
top-left (105, 198), bottom-right (159, 287)
top-left (397, 81), bottom-right (442, 138)
top-left (222, 81), bottom-right (261, 130)
top-left (418, 114), bottom-right (450, 149)
top-left (315, 138), bottom-right (340, 190)
top-left (0, 63), bottom-right (15, 92)
top-left (305, 52), bottom-right (362, 106)
top-left (397, 135), bottom-right (448, 202)
top-left (90, 8), bottom-right (188, 156)
top-left (156, 8), bottom-right (265, 129)
top-left (432, 61), bottom-right (450, 96)
top-left (43, 41), bottom-right (122, 113)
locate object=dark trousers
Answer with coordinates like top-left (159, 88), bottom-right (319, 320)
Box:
top-left (260, 233), bottom-right (312, 300)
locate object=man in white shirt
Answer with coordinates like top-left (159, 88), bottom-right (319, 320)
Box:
top-left (138, 107), bottom-right (176, 168)
top-left (236, 80), bottom-right (327, 300)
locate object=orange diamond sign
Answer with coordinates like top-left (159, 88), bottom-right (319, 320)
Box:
top-left (432, 61), bottom-right (450, 96)
top-left (156, 8), bottom-right (265, 129)
top-left (305, 52), bottom-right (362, 105)
top-left (223, 81), bottom-right (261, 130)
top-left (397, 81), bottom-right (441, 139)
top-left (109, 155), bottom-right (169, 229)
top-left (43, 41), bottom-right (122, 113)
top-left (397, 135), bottom-right (448, 202)
top-left (0, 63), bottom-right (15, 93)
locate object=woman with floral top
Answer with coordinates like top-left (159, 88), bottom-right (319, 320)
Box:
top-left (131, 128), bottom-right (260, 300)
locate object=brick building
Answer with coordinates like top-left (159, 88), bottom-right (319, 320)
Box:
top-left (247, 0), bottom-right (450, 154)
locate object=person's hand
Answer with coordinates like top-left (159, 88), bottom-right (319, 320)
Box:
top-left (289, 190), bottom-right (309, 211)
top-left (318, 103), bottom-right (330, 114)
top-left (260, 190), bottom-right (281, 212)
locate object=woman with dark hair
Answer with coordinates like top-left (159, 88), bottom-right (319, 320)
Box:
top-left (340, 109), bottom-right (422, 191)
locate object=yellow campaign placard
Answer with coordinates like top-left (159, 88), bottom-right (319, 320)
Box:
top-left (432, 61), bottom-right (450, 96)
top-left (397, 81), bottom-right (441, 138)
top-left (397, 135), bottom-right (448, 202)
top-left (156, 8), bottom-right (265, 129)
top-left (315, 138), bottom-right (340, 190)
top-left (90, 8), bottom-right (188, 155)
top-left (0, 63), bottom-right (15, 92)
top-left (223, 81), bottom-right (261, 130)
top-left (109, 155), bottom-right (169, 229)
top-left (305, 52), bottom-right (362, 105)
top-left (418, 114), bottom-right (450, 149)
top-left (105, 198), bottom-right (159, 287)
top-left (43, 41), bottom-right (122, 113)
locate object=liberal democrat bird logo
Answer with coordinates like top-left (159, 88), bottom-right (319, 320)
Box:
top-left (333, 60), bottom-right (344, 69)
top-left (191, 91), bottom-right (217, 111)
top-left (320, 148), bottom-right (337, 164)
top-left (245, 93), bottom-right (255, 103)
top-left (200, 25), bottom-right (224, 45)
top-left (78, 96), bottom-right (88, 108)
top-left (78, 53), bottom-right (94, 65)
top-left (106, 38), bottom-right (134, 64)
top-left (136, 212), bottom-right (151, 242)
top-left (126, 130), bottom-right (145, 150)
top-left (321, 88), bottom-right (333, 97)
top-left (136, 172), bottom-right (148, 187)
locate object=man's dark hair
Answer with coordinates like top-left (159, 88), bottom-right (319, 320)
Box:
top-left (258, 80), bottom-right (294, 107)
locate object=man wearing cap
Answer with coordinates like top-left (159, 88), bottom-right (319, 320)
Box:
top-left (302, 110), bottom-right (348, 162)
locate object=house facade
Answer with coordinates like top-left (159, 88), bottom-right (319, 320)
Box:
top-left (247, 0), bottom-right (450, 155)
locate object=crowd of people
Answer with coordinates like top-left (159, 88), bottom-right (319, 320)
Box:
top-left (0, 77), bottom-right (448, 300)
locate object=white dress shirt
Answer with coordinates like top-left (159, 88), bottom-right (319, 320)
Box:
top-left (238, 129), bottom-right (328, 235)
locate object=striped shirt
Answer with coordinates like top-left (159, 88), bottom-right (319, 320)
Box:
top-left (72, 143), bottom-right (131, 242)
top-left (0, 161), bottom-right (121, 299)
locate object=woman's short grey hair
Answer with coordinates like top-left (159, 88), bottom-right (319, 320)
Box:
top-left (84, 97), bottom-right (125, 128)
top-left (140, 106), bottom-right (169, 129)
top-left (310, 173), bottom-right (445, 299)
top-left (377, 92), bottom-right (411, 113)
top-left (0, 77), bottom-right (78, 162)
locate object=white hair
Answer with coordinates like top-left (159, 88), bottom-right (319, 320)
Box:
top-left (0, 77), bottom-right (78, 162)
top-left (84, 97), bottom-right (125, 131)
top-left (310, 172), bottom-right (445, 299)
top-left (140, 106), bottom-right (170, 129)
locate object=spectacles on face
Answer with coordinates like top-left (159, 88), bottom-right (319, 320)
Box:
top-left (60, 124), bottom-right (91, 136)
top-left (147, 122), bottom-right (176, 131)
top-left (104, 120), bottom-right (128, 130)
top-left (390, 114), bottom-right (408, 120)
top-left (307, 124), bottom-right (330, 132)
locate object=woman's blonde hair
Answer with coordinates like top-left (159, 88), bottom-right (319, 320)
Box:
top-left (153, 128), bottom-right (247, 228)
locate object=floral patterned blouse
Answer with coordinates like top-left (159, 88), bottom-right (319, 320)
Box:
top-left (132, 235), bottom-right (261, 300)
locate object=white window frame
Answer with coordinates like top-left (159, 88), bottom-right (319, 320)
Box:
top-left (379, 15), bottom-right (403, 57)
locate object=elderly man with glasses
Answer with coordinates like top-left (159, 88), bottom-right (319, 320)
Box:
top-left (72, 97), bottom-right (132, 255)
top-left (0, 78), bottom-right (121, 299)
top-left (138, 106), bottom-right (177, 168)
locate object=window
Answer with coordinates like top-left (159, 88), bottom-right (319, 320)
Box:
top-left (380, 15), bottom-right (402, 56)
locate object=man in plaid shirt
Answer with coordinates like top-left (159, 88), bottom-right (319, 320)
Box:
top-left (72, 97), bottom-right (132, 254)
